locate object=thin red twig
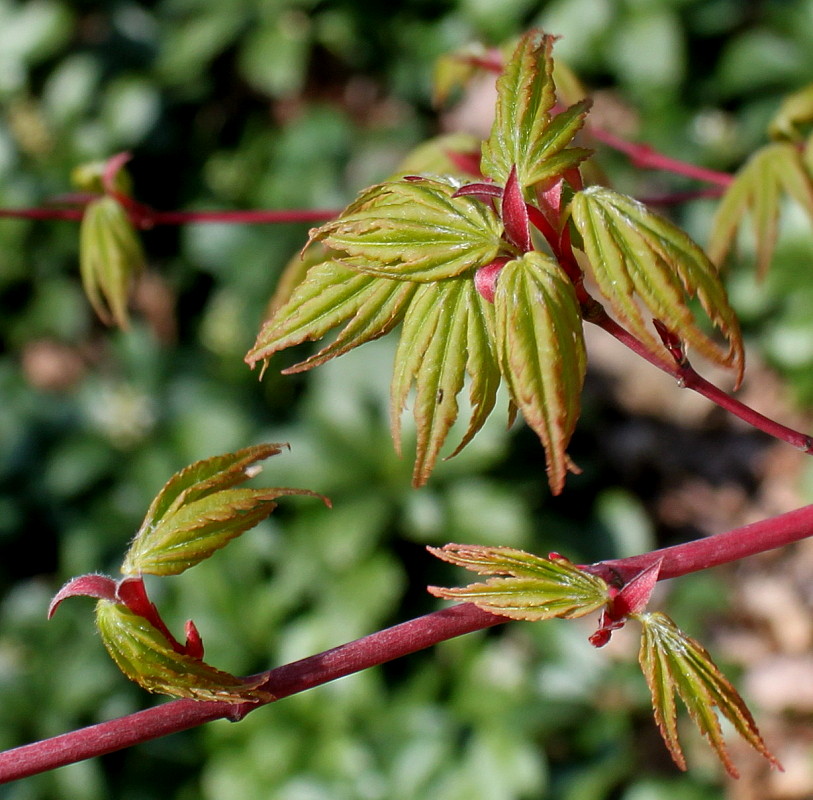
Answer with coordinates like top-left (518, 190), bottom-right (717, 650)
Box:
top-left (588, 127), bottom-right (734, 188)
top-left (589, 308), bottom-right (813, 453)
top-left (0, 206), bottom-right (339, 227)
top-left (4, 502), bottom-right (813, 783)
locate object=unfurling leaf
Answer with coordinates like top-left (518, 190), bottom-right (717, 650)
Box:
top-left (494, 252), bottom-right (587, 494)
top-left (637, 611), bottom-right (780, 778)
top-left (123, 444), bottom-right (326, 576)
top-left (309, 176), bottom-right (503, 282)
top-left (391, 278), bottom-right (500, 487)
top-left (246, 260), bottom-right (417, 372)
top-left (707, 142), bottom-right (813, 277)
top-left (96, 601), bottom-right (272, 703)
top-left (79, 195), bottom-right (144, 328)
top-left (481, 29), bottom-right (591, 189)
top-left (427, 544), bottom-right (608, 620)
top-left (571, 186), bottom-right (744, 385)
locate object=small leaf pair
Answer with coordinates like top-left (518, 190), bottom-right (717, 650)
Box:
top-left (50, 445), bottom-right (325, 703)
top-left (429, 545), bottom-right (779, 777)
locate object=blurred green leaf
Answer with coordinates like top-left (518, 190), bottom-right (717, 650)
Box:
top-left (428, 545), bottom-right (608, 621)
top-left (394, 132), bottom-right (482, 178)
top-left (432, 42), bottom-right (496, 107)
top-left (769, 83), bottom-right (813, 141)
top-left (708, 142), bottom-right (813, 277)
top-left (78, 196), bottom-right (144, 328)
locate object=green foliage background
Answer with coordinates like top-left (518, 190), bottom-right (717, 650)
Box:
top-left (1, 0), bottom-right (812, 798)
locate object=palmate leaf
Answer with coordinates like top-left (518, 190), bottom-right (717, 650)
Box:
top-left (637, 612), bottom-right (780, 778)
top-left (123, 444), bottom-right (325, 576)
top-left (245, 260), bottom-right (417, 373)
top-left (391, 277), bottom-right (500, 487)
top-left (707, 142), bottom-right (813, 277)
top-left (309, 176), bottom-right (503, 282)
top-left (427, 544), bottom-right (609, 621)
top-left (571, 186), bottom-right (745, 385)
top-left (480, 29), bottom-right (592, 189)
top-left (96, 601), bottom-right (272, 703)
top-left (494, 252), bottom-right (587, 495)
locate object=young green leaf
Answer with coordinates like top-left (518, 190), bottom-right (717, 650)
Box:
top-left (637, 611), bottom-right (780, 778)
top-left (427, 544), bottom-right (609, 620)
top-left (122, 444), bottom-right (325, 576)
top-left (707, 142), bottom-right (813, 277)
top-left (310, 176), bottom-right (504, 282)
top-left (391, 277), bottom-right (500, 487)
top-left (494, 252), bottom-right (587, 495)
top-left (96, 601), bottom-right (272, 703)
top-left (480, 29), bottom-right (592, 189)
top-left (245, 260), bottom-right (417, 373)
top-left (571, 186), bottom-right (745, 385)
top-left (79, 195), bottom-right (145, 328)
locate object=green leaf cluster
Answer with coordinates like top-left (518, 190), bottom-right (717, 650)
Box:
top-left (54, 445), bottom-right (324, 703)
top-left (248, 32), bottom-right (599, 492)
top-left (637, 611), bottom-right (780, 778)
top-left (430, 544), bottom-right (780, 778)
top-left (249, 28), bottom-right (751, 494)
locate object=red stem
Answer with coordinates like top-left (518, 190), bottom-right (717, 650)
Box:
top-left (0, 206), bottom-right (339, 227)
top-left (593, 503), bottom-right (813, 584)
top-left (590, 309), bottom-right (813, 453)
top-left (0, 604), bottom-right (500, 782)
top-left (588, 127), bottom-right (733, 188)
top-left (4, 502), bottom-right (813, 783)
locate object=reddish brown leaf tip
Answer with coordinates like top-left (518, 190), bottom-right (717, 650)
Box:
top-left (612, 558), bottom-right (662, 618)
top-left (48, 574), bottom-right (117, 619)
top-left (184, 620), bottom-right (205, 660)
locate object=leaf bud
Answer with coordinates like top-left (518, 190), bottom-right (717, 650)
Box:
top-left (79, 194), bottom-right (145, 328)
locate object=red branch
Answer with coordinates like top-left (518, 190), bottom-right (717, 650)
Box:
top-left (589, 309), bottom-right (813, 454)
top-left (588, 127), bottom-right (733, 188)
top-left (0, 206), bottom-right (339, 227)
top-left (4, 503), bottom-right (813, 783)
